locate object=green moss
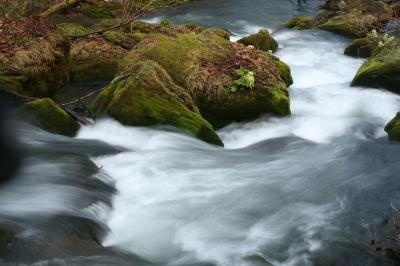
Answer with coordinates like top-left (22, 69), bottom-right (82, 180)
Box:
top-left (237, 29), bottom-right (278, 52)
top-left (57, 23), bottom-right (90, 37)
top-left (272, 60), bottom-right (293, 87)
top-left (20, 98), bottom-right (79, 137)
top-left (92, 61), bottom-right (223, 146)
top-left (0, 72), bottom-right (24, 94)
top-left (351, 39), bottom-right (400, 93)
top-left (385, 113), bottom-right (400, 141)
top-left (122, 31), bottom-right (229, 86)
top-left (285, 16), bottom-right (314, 30)
top-left (102, 30), bottom-right (137, 49)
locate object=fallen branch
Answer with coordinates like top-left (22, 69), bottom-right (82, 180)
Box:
top-left (40, 0), bottom-right (84, 17)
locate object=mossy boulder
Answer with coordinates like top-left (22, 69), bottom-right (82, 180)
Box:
top-left (121, 30), bottom-right (291, 128)
top-left (70, 37), bottom-right (127, 83)
top-left (344, 38), bottom-right (377, 58)
top-left (0, 17), bottom-right (70, 97)
top-left (285, 16), bottom-right (314, 30)
top-left (91, 60), bottom-right (223, 146)
top-left (237, 29), bottom-right (278, 52)
top-left (285, 0), bottom-right (394, 38)
top-left (385, 112), bottom-right (400, 141)
top-left (351, 39), bottom-right (400, 92)
top-left (21, 98), bottom-right (79, 137)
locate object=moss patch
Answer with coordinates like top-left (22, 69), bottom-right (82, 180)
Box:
top-left (351, 39), bottom-right (400, 93)
top-left (385, 112), bottom-right (400, 141)
top-left (20, 98), bottom-right (80, 137)
top-left (92, 60), bottom-right (223, 146)
top-left (237, 29), bottom-right (278, 52)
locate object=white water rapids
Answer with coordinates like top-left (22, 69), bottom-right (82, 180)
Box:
top-left (76, 23), bottom-right (400, 266)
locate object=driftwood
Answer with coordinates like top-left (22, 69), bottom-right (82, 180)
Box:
top-left (40, 0), bottom-right (84, 17)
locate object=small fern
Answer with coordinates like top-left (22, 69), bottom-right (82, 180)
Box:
top-left (230, 67), bottom-right (255, 92)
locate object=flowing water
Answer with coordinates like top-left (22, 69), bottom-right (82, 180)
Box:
top-left (3, 0), bottom-right (400, 265)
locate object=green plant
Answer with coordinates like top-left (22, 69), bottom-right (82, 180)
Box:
top-left (367, 30), bottom-right (395, 48)
top-left (230, 67), bottom-right (255, 92)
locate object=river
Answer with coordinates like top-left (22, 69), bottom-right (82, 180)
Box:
top-left (2, 0), bottom-right (400, 265)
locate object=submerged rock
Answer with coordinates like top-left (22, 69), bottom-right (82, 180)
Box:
top-left (385, 112), bottom-right (400, 141)
top-left (20, 98), bottom-right (79, 137)
top-left (351, 39), bottom-right (400, 92)
top-left (70, 37), bottom-right (127, 83)
top-left (344, 38), bottom-right (376, 58)
top-left (0, 17), bottom-right (70, 97)
top-left (121, 29), bottom-right (291, 128)
top-left (237, 29), bottom-right (278, 52)
top-left (91, 60), bottom-right (223, 146)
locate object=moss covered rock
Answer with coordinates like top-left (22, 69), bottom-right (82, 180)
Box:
top-left (285, 0), bottom-right (394, 37)
top-left (385, 112), bottom-right (400, 141)
top-left (344, 38), bottom-right (376, 58)
top-left (70, 37), bottom-right (127, 83)
top-left (92, 60), bottom-right (223, 146)
top-left (237, 29), bottom-right (278, 52)
top-left (285, 16), bottom-right (314, 30)
top-left (21, 98), bottom-right (79, 136)
top-left (102, 30), bottom-right (138, 49)
top-left (0, 17), bottom-right (70, 97)
top-left (351, 39), bottom-right (400, 92)
top-left (121, 30), bottom-right (291, 128)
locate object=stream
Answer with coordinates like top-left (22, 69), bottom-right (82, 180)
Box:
top-left (2, 0), bottom-right (400, 265)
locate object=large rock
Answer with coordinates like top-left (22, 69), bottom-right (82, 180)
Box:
top-left (20, 98), bottom-right (80, 137)
top-left (121, 29), bottom-right (292, 128)
top-left (237, 29), bottom-right (278, 52)
top-left (344, 38), bottom-right (377, 58)
top-left (385, 112), bottom-right (400, 141)
top-left (70, 36), bottom-right (127, 83)
top-left (351, 38), bottom-right (400, 92)
top-left (0, 17), bottom-right (70, 97)
top-left (286, 0), bottom-right (394, 37)
top-left (91, 60), bottom-right (223, 146)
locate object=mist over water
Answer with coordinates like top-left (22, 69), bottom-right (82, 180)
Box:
top-left (75, 1), bottom-right (400, 265)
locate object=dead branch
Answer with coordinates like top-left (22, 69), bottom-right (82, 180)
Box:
top-left (39, 0), bottom-right (84, 17)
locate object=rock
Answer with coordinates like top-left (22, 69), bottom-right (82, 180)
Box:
top-left (285, 16), bottom-right (314, 30)
top-left (344, 38), bottom-right (376, 58)
top-left (121, 29), bottom-right (291, 128)
top-left (0, 17), bottom-right (70, 97)
top-left (102, 30), bottom-right (138, 49)
top-left (385, 112), bottom-right (400, 141)
top-left (351, 38), bottom-right (400, 92)
top-left (20, 98), bottom-right (80, 137)
top-left (70, 37), bottom-right (127, 83)
top-left (91, 60), bottom-right (223, 146)
top-left (237, 29), bottom-right (278, 52)
top-left (285, 0), bottom-right (394, 37)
